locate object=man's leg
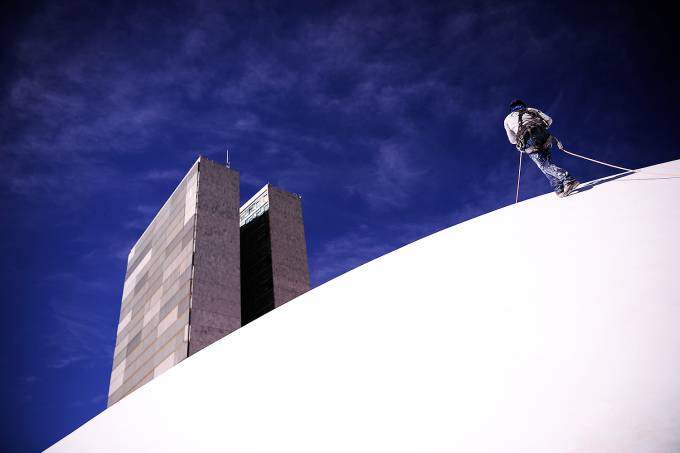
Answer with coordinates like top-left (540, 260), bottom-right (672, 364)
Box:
top-left (528, 149), bottom-right (575, 194)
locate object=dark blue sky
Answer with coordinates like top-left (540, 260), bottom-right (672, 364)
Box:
top-left (1, 0), bottom-right (678, 450)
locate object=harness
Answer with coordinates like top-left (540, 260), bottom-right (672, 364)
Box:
top-left (515, 108), bottom-right (549, 151)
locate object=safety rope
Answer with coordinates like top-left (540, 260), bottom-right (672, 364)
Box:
top-left (514, 135), bottom-right (680, 203)
top-left (552, 136), bottom-right (680, 178)
top-left (515, 150), bottom-right (523, 204)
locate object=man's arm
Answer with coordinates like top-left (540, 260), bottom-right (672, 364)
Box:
top-left (535, 109), bottom-right (553, 127)
top-left (504, 118), bottom-right (517, 144)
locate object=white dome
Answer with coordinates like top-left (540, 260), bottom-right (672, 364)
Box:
top-left (48, 160), bottom-right (680, 453)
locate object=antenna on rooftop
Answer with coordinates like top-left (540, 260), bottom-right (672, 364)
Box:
top-left (225, 147), bottom-right (230, 168)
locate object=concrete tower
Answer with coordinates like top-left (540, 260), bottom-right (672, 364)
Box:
top-left (108, 157), bottom-right (240, 406)
top-left (108, 158), bottom-right (310, 407)
top-left (240, 184), bottom-right (311, 325)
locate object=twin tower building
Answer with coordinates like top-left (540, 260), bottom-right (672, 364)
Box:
top-left (108, 157), bottom-right (310, 406)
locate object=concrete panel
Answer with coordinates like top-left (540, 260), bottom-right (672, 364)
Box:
top-left (143, 290), bottom-right (162, 327)
top-left (119, 313), bottom-right (189, 401)
top-left (191, 308), bottom-right (239, 332)
top-left (108, 358), bottom-right (125, 396)
top-left (267, 186), bottom-right (310, 307)
top-left (129, 372), bottom-right (153, 394)
top-left (123, 249), bottom-right (153, 300)
top-left (187, 325), bottom-right (231, 355)
top-left (125, 330), bottom-right (142, 356)
top-left (158, 306), bottom-right (178, 336)
top-left (126, 312), bottom-right (188, 388)
top-left (113, 333), bottom-right (128, 359)
top-left (125, 290), bottom-right (190, 385)
top-left (154, 353), bottom-right (175, 378)
top-left (184, 173), bottom-right (198, 225)
top-left (189, 158), bottom-right (240, 356)
top-left (126, 245), bottom-right (152, 280)
top-left (159, 285), bottom-right (190, 320)
top-left (108, 158), bottom-right (200, 406)
top-left (117, 311), bottom-right (131, 334)
top-left (191, 280), bottom-right (240, 318)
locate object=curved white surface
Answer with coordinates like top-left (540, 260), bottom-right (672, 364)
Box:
top-left (48, 160), bottom-right (680, 452)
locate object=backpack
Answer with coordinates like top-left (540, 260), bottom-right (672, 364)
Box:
top-left (515, 109), bottom-right (549, 151)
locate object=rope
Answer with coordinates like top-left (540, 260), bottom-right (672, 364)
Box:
top-left (515, 150), bottom-right (523, 204)
top-left (552, 136), bottom-right (680, 178)
top-left (513, 134), bottom-right (679, 204)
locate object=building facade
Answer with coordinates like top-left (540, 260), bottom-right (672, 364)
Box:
top-left (108, 157), bottom-right (309, 406)
top-left (240, 185), bottom-right (310, 325)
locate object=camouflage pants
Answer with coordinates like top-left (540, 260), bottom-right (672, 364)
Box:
top-left (528, 147), bottom-right (575, 194)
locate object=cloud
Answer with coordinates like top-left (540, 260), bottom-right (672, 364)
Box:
top-left (343, 138), bottom-right (429, 210)
top-left (311, 230), bottom-right (396, 286)
top-left (0, 1), bottom-right (488, 209)
top-left (45, 298), bottom-right (112, 370)
top-left (142, 169), bottom-right (184, 181)
top-left (2, 157), bottom-right (118, 205)
top-left (310, 210), bottom-right (454, 286)
top-left (240, 172), bottom-right (266, 191)
top-left (43, 272), bottom-right (109, 293)
top-left (1, 0), bottom-right (632, 207)
top-left (308, 184), bottom-right (518, 287)
top-left (371, 142), bottom-right (427, 206)
top-left (134, 204), bottom-right (158, 215)
top-left (123, 219), bottom-right (150, 231)
top-left (70, 393), bottom-right (107, 408)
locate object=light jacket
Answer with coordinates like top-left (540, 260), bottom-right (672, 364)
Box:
top-left (503, 108), bottom-right (552, 145)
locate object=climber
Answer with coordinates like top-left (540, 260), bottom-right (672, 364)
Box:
top-left (504, 99), bottom-right (580, 197)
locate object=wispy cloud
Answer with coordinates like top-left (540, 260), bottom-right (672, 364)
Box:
top-left (310, 210), bottom-right (456, 287)
top-left (0, 1), bottom-right (521, 210)
top-left (311, 229), bottom-right (396, 285)
top-left (134, 204), bottom-right (158, 215)
top-left (70, 393), bottom-right (107, 408)
top-left (240, 172), bottom-right (267, 191)
top-left (43, 272), bottom-right (109, 293)
top-left (357, 140), bottom-right (429, 209)
top-left (143, 169), bottom-right (184, 181)
top-left (45, 298), bottom-right (112, 369)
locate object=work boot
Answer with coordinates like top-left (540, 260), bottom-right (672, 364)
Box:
top-left (560, 180), bottom-right (580, 198)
